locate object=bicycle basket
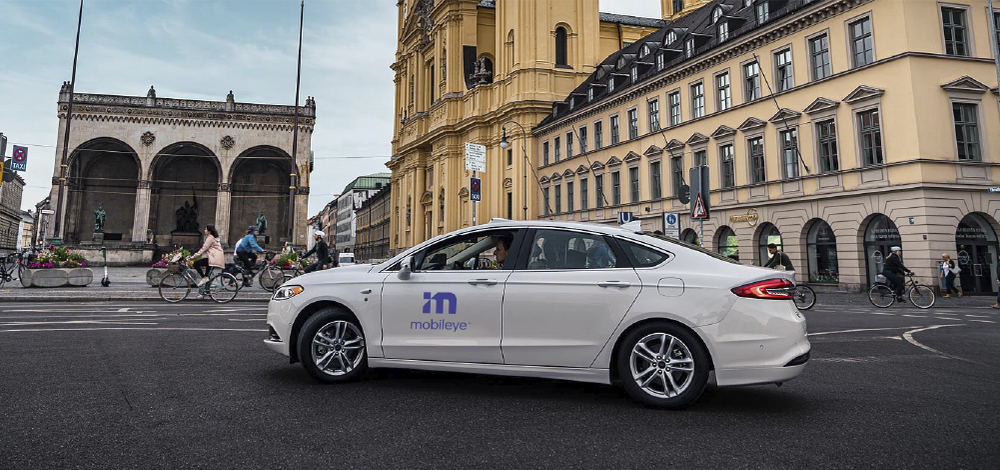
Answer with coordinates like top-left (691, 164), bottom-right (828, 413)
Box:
top-left (875, 274), bottom-right (887, 285)
top-left (166, 263), bottom-right (183, 274)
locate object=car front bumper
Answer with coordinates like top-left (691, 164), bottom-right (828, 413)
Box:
top-left (263, 297), bottom-right (298, 358)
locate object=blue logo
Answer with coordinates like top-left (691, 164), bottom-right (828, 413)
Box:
top-left (422, 292), bottom-right (457, 314)
top-left (618, 211), bottom-right (634, 225)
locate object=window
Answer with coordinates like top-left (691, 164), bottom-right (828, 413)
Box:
top-left (816, 119), bottom-right (839, 172)
top-left (717, 226), bottom-right (739, 261)
top-left (429, 64), bottom-right (435, 102)
top-left (579, 126), bottom-right (588, 153)
top-left (595, 174), bottom-right (605, 208)
top-left (685, 38), bottom-right (695, 58)
top-left (611, 171), bottom-right (621, 206)
top-left (666, 31), bottom-right (677, 44)
top-left (610, 115), bottom-right (620, 144)
top-left (810, 34), bottom-right (832, 80)
top-left (629, 167), bottom-right (640, 202)
top-left (780, 128), bottom-right (799, 178)
top-left (543, 141), bottom-right (550, 165)
top-left (566, 132), bottom-right (574, 158)
top-left (850, 17), bottom-right (874, 68)
top-left (756, 1), bottom-right (769, 24)
top-left (720, 144), bottom-right (735, 188)
top-left (694, 150), bottom-right (707, 167)
top-left (507, 193), bottom-right (512, 219)
top-left (671, 154), bottom-right (684, 196)
top-left (587, 87), bottom-right (594, 102)
top-left (674, 0), bottom-right (684, 14)
top-left (507, 149), bottom-right (512, 166)
top-left (650, 161), bottom-right (662, 198)
top-left (858, 109), bottom-right (884, 166)
top-left (595, 121), bottom-right (604, 149)
top-left (648, 99), bottom-right (661, 132)
top-left (718, 21), bottom-right (729, 42)
top-left (807, 221), bottom-right (839, 283)
top-left (608, 77), bottom-right (616, 93)
top-left (744, 61), bottom-right (761, 102)
top-left (580, 178), bottom-right (589, 210)
top-left (627, 108), bottom-right (639, 140)
top-left (631, 66), bottom-right (639, 83)
top-left (669, 92), bottom-right (682, 126)
top-left (954, 102), bottom-right (981, 161)
top-left (554, 184), bottom-right (562, 213)
top-left (749, 136), bottom-right (766, 183)
top-left (418, 230), bottom-right (517, 271)
top-left (713, 6), bottom-right (723, 23)
top-left (775, 48), bottom-right (793, 92)
top-left (526, 229), bottom-right (617, 270)
top-left (994, 12), bottom-right (1000, 58)
top-left (620, 240), bottom-right (669, 267)
top-left (554, 136), bottom-right (561, 162)
top-left (543, 187), bottom-right (550, 216)
top-left (555, 27), bottom-right (568, 66)
top-left (744, 0), bottom-right (752, 7)
top-left (656, 52), bottom-right (665, 71)
top-left (942, 7), bottom-right (969, 57)
top-left (757, 223), bottom-right (783, 266)
top-left (642, 44), bottom-right (651, 57)
top-left (691, 82), bottom-right (705, 118)
top-left (716, 72), bottom-right (731, 111)
top-left (567, 181), bottom-right (575, 212)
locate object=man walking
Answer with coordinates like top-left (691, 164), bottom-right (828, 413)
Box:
top-left (764, 243), bottom-right (794, 271)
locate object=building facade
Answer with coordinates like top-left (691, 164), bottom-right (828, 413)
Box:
top-left (355, 185), bottom-right (392, 263)
top-left (387, 0), bottom-right (687, 254)
top-left (18, 210), bottom-right (34, 250)
top-left (334, 173), bottom-right (391, 251)
top-left (48, 85), bottom-right (315, 251)
top-left (534, 0), bottom-right (1000, 294)
top-left (0, 171), bottom-right (25, 254)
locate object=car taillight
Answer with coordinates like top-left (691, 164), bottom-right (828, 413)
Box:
top-left (731, 279), bottom-right (795, 300)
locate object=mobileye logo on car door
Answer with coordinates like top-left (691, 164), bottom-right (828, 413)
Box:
top-left (412, 292), bottom-right (468, 332)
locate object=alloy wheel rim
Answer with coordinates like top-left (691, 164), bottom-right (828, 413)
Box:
top-left (629, 332), bottom-right (695, 398)
top-left (312, 321), bottom-right (365, 376)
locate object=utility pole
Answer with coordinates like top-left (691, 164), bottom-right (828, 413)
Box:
top-left (52, 0), bottom-right (85, 245)
top-left (288, 1), bottom-right (305, 245)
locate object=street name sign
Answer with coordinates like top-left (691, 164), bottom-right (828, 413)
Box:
top-left (464, 142), bottom-right (486, 172)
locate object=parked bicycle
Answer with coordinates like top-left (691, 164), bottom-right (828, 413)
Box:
top-left (869, 273), bottom-right (935, 309)
top-left (792, 284), bottom-right (816, 310)
top-left (158, 256), bottom-right (241, 303)
top-left (0, 250), bottom-right (32, 288)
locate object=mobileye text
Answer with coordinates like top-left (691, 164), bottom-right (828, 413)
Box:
top-left (410, 319), bottom-right (469, 331)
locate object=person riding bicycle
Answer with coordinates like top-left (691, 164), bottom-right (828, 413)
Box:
top-left (236, 226), bottom-right (264, 286)
top-left (191, 225), bottom-right (224, 287)
top-left (300, 231), bottom-right (333, 274)
top-left (764, 243), bottom-right (794, 271)
top-left (881, 246), bottom-right (913, 302)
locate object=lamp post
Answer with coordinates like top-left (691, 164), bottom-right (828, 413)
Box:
top-left (499, 121), bottom-right (529, 220)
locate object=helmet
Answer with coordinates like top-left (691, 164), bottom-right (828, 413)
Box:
top-left (314, 231), bottom-right (325, 238)
top-left (248, 225), bottom-right (258, 231)
top-left (891, 246), bottom-right (901, 252)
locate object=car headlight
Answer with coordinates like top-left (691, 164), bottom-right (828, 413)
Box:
top-left (272, 285), bottom-right (304, 301)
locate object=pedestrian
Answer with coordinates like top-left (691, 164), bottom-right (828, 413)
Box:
top-left (881, 246), bottom-right (913, 303)
top-left (764, 243), bottom-right (794, 271)
top-left (235, 226), bottom-right (264, 286)
top-left (300, 231), bottom-right (332, 273)
top-left (940, 253), bottom-right (961, 298)
top-left (190, 225), bottom-right (224, 294)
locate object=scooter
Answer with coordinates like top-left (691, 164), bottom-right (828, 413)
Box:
top-left (100, 247), bottom-right (111, 287)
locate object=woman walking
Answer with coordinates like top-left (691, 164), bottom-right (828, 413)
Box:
top-left (191, 225), bottom-right (225, 291)
top-left (940, 253), bottom-right (961, 298)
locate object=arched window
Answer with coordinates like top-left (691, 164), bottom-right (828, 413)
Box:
top-left (555, 27), bottom-right (568, 66)
top-left (506, 30), bottom-right (515, 70)
top-left (757, 223), bottom-right (782, 265)
top-left (955, 213), bottom-right (999, 294)
top-left (674, 0), bottom-right (685, 14)
top-left (717, 226), bottom-right (739, 261)
top-left (681, 228), bottom-right (699, 246)
top-left (863, 214), bottom-right (900, 287)
top-left (666, 31), bottom-right (677, 44)
top-left (713, 7), bottom-right (723, 24)
top-left (806, 220), bottom-right (838, 283)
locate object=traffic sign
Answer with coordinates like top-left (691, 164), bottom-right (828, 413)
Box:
top-left (988, 186), bottom-right (1000, 193)
top-left (464, 142), bottom-right (486, 172)
top-left (688, 166), bottom-right (710, 219)
top-left (11, 145), bottom-right (27, 172)
top-left (691, 193), bottom-right (708, 219)
top-left (40, 209), bottom-right (55, 215)
top-left (618, 211), bottom-right (634, 225)
top-left (470, 177), bottom-right (482, 201)
top-left (663, 213), bottom-right (680, 238)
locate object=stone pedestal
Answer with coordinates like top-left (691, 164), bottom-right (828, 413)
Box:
top-left (170, 232), bottom-right (201, 249)
top-left (92, 231), bottom-right (105, 244)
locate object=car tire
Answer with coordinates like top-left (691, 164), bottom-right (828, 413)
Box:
top-left (616, 322), bottom-right (710, 409)
top-left (297, 307), bottom-right (368, 384)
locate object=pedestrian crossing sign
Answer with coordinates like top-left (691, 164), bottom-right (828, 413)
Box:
top-left (691, 193), bottom-right (708, 219)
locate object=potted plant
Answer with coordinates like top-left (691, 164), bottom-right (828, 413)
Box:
top-left (146, 247), bottom-right (192, 286)
top-left (20, 245), bottom-right (94, 287)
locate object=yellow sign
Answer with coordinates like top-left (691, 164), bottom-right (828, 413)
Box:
top-left (730, 208), bottom-right (759, 227)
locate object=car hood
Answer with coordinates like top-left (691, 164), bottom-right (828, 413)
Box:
top-left (292, 263), bottom-right (376, 285)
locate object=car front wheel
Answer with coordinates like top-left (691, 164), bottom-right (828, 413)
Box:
top-left (297, 308), bottom-right (368, 383)
top-left (617, 322), bottom-right (709, 409)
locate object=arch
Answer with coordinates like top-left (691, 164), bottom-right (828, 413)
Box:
top-left (65, 137), bottom-right (142, 243)
top-left (715, 225), bottom-right (739, 261)
top-left (755, 222), bottom-right (782, 265)
top-left (506, 29), bottom-right (515, 70)
top-left (228, 145), bottom-right (293, 184)
top-left (67, 137), bottom-right (141, 174)
top-left (149, 141), bottom-right (221, 245)
top-left (148, 141), bottom-right (221, 182)
top-left (862, 213), bottom-right (900, 288)
top-left (555, 26), bottom-right (569, 67)
top-left (955, 212), bottom-right (999, 295)
top-left (227, 145), bottom-right (295, 247)
top-left (681, 228), bottom-right (699, 245)
top-left (803, 218), bottom-right (838, 284)
top-left (477, 54), bottom-right (494, 83)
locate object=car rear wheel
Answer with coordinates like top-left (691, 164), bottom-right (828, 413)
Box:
top-left (297, 308), bottom-right (368, 383)
top-left (617, 322), bottom-right (709, 409)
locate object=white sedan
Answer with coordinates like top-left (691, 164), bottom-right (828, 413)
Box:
top-left (265, 220), bottom-right (809, 408)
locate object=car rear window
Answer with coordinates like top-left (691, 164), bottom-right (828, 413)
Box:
top-left (638, 232), bottom-right (741, 265)
top-left (617, 240), bottom-right (670, 268)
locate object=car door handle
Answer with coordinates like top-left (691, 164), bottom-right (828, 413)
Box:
top-left (598, 281), bottom-right (631, 288)
top-left (468, 279), bottom-right (499, 286)
top-left (360, 289), bottom-right (372, 294)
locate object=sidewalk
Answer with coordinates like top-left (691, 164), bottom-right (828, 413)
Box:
top-left (0, 267), bottom-right (273, 302)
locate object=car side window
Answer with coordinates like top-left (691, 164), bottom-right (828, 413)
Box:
top-left (618, 239), bottom-right (670, 268)
top-left (416, 230), bottom-right (517, 271)
top-left (525, 229), bottom-right (617, 270)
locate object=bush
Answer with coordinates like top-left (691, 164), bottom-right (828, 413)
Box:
top-left (28, 245), bottom-right (90, 269)
top-left (273, 252), bottom-right (302, 270)
top-left (153, 247), bottom-right (193, 268)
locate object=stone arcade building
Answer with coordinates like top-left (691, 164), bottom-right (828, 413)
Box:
top-left (48, 85), bottom-right (315, 262)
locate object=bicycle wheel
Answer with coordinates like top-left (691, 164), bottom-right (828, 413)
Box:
top-left (869, 285), bottom-right (895, 308)
top-left (259, 266), bottom-right (284, 291)
top-left (794, 285), bottom-right (816, 310)
top-left (16, 263), bottom-right (24, 280)
top-left (272, 275), bottom-right (293, 291)
top-left (908, 284), bottom-right (936, 309)
top-left (159, 273), bottom-right (191, 303)
top-left (209, 273), bottom-right (240, 303)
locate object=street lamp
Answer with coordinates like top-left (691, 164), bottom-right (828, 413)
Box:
top-left (499, 121), bottom-right (529, 220)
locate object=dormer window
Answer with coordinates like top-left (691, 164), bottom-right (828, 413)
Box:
top-left (756, 1), bottom-right (770, 24)
top-left (641, 44), bottom-right (651, 57)
top-left (617, 56), bottom-right (627, 69)
top-left (666, 31), bottom-right (677, 44)
top-left (552, 102), bottom-right (560, 116)
top-left (744, 0), bottom-right (753, 7)
top-left (685, 38), bottom-right (695, 58)
top-left (587, 87), bottom-right (594, 102)
top-left (718, 21), bottom-right (729, 41)
top-left (608, 77), bottom-right (616, 93)
top-left (713, 7), bottom-right (723, 23)
top-left (630, 66), bottom-right (638, 83)
top-left (656, 53), bottom-right (665, 71)
top-left (597, 68), bottom-right (606, 80)
top-left (570, 96), bottom-right (576, 108)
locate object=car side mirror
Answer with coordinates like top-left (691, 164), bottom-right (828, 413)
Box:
top-left (398, 256), bottom-right (413, 280)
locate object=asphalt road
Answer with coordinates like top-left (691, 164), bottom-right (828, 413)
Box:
top-left (1, 301), bottom-right (997, 469)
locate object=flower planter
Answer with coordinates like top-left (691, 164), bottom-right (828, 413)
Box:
top-left (146, 268), bottom-right (168, 286)
top-left (20, 268), bottom-right (94, 288)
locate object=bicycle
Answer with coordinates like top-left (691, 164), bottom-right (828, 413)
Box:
top-left (158, 256), bottom-right (241, 303)
top-left (233, 251), bottom-right (289, 292)
top-left (792, 284), bottom-right (816, 310)
top-left (869, 273), bottom-right (935, 309)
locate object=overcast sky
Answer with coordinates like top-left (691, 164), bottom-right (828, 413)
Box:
top-left (0, 0), bottom-right (660, 214)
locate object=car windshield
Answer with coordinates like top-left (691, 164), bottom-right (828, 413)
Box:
top-left (636, 231), bottom-right (741, 265)
top-left (340, 255), bottom-right (354, 263)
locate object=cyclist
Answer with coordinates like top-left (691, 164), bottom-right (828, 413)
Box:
top-left (764, 243), bottom-right (794, 271)
top-left (882, 246), bottom-right (913, 303)
top-left (191, 225), bottom-right (224, 286)
top-left (236, 226), bottom-right (264, 287)
top-left (300, 231), bottom-right (333, 274)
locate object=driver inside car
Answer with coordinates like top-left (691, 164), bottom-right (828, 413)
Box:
top-left (490, 234), bottom-right (514, 269)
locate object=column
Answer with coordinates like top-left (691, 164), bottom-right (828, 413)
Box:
top-left (215, 183), bottom-right (232, 247)
top-left (131, 180), bottom-right (152, 243)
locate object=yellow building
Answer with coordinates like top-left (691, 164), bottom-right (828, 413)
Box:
top-left (535, 0), bottom-right (1000, 293)
top-left (387, 0), bottom-right (678, 252)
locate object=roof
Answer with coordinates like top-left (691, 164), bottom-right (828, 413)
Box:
top-left (342, 172), bottom-right (391, 194)
top-left (538, 0), bottom-right (817, 129)
top-left (477, 0), bottom-right (664, 27)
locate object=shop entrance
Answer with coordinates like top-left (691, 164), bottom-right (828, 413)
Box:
top-left (955, 213), bottom-right (998, 295)
top-left (864, 214), bottom-right (901, 288)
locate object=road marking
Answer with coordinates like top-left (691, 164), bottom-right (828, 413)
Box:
top-left (965, 314), bottom-right (989, 318)
top-left (0, 327), bottom-right (266, 333)
top-left (228, 318), bottom-right (264, 322)
top-left (0, 320), bottom-right (162, 327)
top-left (936, 316), bottom-right (964, 321)
top-left (117, 308), bottom-right (131, 312)
top-left (902, 314), bottom-right (927, 318)
top-left (970, 319), bottom-right (996, 324)
top-left (901, 325), bottom-right (976, 363)
top-left (808, 326), bottom-right (925, 336)
top-left (870, 312), bottom-right (896, 316)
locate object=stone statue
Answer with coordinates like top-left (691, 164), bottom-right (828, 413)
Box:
top-left (94, 205), bottom-right (106, 232)
top-left (255, 212), bottom-right (268, 235)
top-left (173, 191), bottom-right (199, 233)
